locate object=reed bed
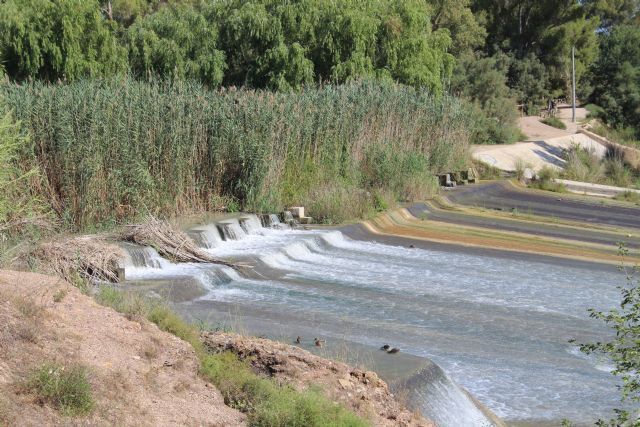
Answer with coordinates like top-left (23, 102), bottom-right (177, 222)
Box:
top-left (3, 79), bottom-right (474, 228)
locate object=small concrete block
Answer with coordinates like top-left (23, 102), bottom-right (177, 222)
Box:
top-left (298, 216), bottom-right (313, 224)
top-left (289, 206), bottom-right (305, 218)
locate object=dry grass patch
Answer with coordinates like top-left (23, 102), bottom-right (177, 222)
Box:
top-left (29, 237), bottom-right (124, 286)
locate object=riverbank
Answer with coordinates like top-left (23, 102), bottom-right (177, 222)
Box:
top-left (0, 269), bottom-right (432, 426)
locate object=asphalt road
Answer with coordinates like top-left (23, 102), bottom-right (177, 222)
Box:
top-left (406, 203), bottom-right (640, 250)
top-left (446, 181), bottom-right (640, 230)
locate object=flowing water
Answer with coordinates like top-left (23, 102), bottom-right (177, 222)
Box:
top-left (120, 214), bottom-right (623, 425)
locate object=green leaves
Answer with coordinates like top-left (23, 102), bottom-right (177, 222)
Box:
top-left (0, 0), bottom-right (127, 82)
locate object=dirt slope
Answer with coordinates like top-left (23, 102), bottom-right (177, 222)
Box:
top-left (0, 270), bottom-right (245, 427)
top-left (204, 332), bottom-right (433, 427)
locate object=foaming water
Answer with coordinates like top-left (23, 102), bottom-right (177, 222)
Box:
top-left (122, 220), bottom-right (623, 424)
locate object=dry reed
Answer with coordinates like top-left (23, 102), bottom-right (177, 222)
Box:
top-left (121, 216), bottom-right (237, 269)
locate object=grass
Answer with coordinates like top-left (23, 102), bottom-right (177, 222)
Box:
top-left (529, 166), bottom-right (567, 193)
top-left (26, 364), bottom-right (93, 416)
top-left (472, 159), bottom-right (502, 180)
top-left (95, 287), bottom-right (367, 425)
top-left (614, 191), bottom-right (640, 205)
top-left (3, 78), bottom-right (474, 229)
top-left (540, 117), bottom-right (567, 130)
top-left (590, 123), bottom-right (640, 149)
top-left (200, 352), bottom-right (368, 427)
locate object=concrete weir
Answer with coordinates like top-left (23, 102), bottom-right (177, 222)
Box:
top-left (114, 207), bottom-right (621, 425)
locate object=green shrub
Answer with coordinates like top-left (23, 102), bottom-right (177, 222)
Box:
top-left (27, 364), bottom-right (93, 416)
top-left (530, 166), bottom-right (566, 193)
top-left (590, 124), bottom-right (640, 149)
top-left (472, 160), bottom-right (502, 180)
top-left (584, 103), bottom-right (604, 119)
top-left (200, 353), bottom-right (368, 427)
top-left (562, 146), bottom-right (605, 183)
top-left (540, 117), bottom-right (567, 130)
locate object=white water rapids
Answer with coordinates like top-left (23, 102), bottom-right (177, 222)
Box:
top-left (120, 214), bottom-right (623, 425)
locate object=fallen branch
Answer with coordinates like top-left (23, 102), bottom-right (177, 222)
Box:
top-left (121, 216), bottom-right (237, 269)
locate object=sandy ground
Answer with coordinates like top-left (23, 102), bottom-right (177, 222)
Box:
top-left (472, 105), bottom-right (606, 172)
top-left (0, 270), bottom-right (246, 427)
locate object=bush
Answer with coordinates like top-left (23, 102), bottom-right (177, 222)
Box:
top-left (530, 166), bottom-right (566, 193)
top-left (200, 352), bottom-right (367, 427)
top-left (562, 146), bottom-right (604, 183)
top-left (584, 103), bottom-right (604, 119)
top-left (26, 364), bottom-right (93, 416)
top-left (540, 117), bottom-right (567, 130)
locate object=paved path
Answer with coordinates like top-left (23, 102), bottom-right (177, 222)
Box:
top-left (472, 105), bottom-right (605, 172)
top-left (448, 181), bottom-right (640, 230)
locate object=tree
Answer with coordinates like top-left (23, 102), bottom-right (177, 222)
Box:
top-left (590, 24), bottom-right (640, 137)
top-left (126, 3), bottom-right (226, 86)
top-left (471, 0), bottom-right (600, 100)
top-left (427, 0), bottom-right (487, 54)
top-left (451, 52), bottom-right (521, 144)
top-left (0, 0), bottom-right (126, 82)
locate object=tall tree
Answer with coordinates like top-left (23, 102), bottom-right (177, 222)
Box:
top-left (0, 0), bottom-right (126, 82)
top-left (590, 24), bottom-right (640, 137)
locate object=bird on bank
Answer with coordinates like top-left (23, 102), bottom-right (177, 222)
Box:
top-left (380, 344), bottom-right (390, 351)
top-left (295, 336), bottom-right (301, 344)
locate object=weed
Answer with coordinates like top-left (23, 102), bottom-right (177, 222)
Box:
top-left (513, 158), bottom-right (531, 181)
top-left (26, 364), bottom-right (93, 416)
top-left (540, 117), bottom-right (567, 130)
top-left (53, 289), bottom-right (67, 303)
top-left (200, 352), bottom-right (367, 427)
top-left (614, 191), bottom-right (640, 205)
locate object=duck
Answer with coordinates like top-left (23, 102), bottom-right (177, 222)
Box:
top-left (380, 344), bottom-right (390, 351)
top-left (295, 336), bottom-right (302, 344)
top-left (314, 338), bottom-right (326, 347)
top-left (387, 347), bottom-right (400, 354)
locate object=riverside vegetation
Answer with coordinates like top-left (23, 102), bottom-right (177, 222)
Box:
top-left (1, 0), bottom-right (640, 424)
top-left (1, 79), bottom-right (472, 233)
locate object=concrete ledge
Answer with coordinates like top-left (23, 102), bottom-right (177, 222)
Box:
top-left (555, 178), bottom-right (640, 198)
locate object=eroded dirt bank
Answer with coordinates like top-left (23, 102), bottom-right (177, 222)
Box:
top-left (203, 332), bottom-right (433, 427)
top-left (0, 270), bottom-right (245, 426)
top-left (0, 270), bottom-right (431, 426)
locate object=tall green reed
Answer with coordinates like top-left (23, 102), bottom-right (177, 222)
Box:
top-left (3, 78), bottom-right (473, 228)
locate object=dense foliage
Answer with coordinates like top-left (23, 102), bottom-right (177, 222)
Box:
top-left (2, 79), bottom-right (472, 228)
top-left (590, 24), bottom-right (640, 139)
top-left (0, 0), bottom-right (126, 81)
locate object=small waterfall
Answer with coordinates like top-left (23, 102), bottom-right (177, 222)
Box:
top-left (282, 211), bottom-right (295, 224)
top-left (260, 213), bottom-right (290, 229)
top-left (189, 226), bottom-right (223, 249)
top-left (269, 214), bottom-right (281, 226)
top-left (239, 215), bottom-right (262, 234)
top-left (396, 362), bottom-right (498, 427)
top-left (217, 220), bottom-right (247, 241)
top-left (120, 243), bottom-right (165, 269)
